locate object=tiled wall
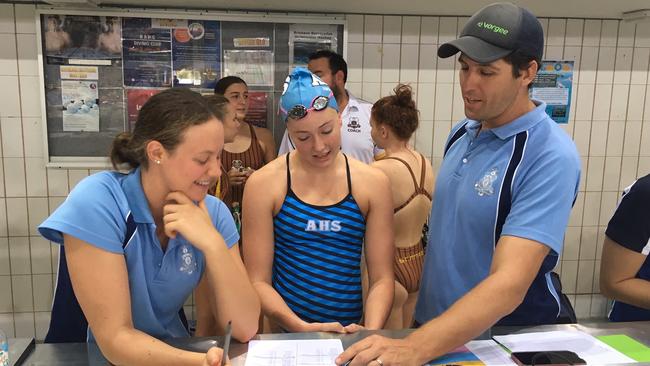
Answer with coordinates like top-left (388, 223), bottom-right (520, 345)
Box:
top-left (0, 4), bottom-right (649, 339)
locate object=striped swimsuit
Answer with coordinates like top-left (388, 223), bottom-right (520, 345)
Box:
top-left (272, 154), bottom-right (366, 325)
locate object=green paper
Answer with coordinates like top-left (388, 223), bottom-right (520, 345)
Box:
top-left (597, 334), bottom-right (650, 362)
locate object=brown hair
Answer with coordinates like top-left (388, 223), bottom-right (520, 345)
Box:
top-left (371, 84), bottom-right (419, 140)
top-left (110, 88), bottom-right (215, 170)
top-left (202, 94), bottom-right (230, 122)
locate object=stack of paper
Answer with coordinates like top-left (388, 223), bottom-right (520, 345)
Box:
top-left (245, 339), bottom-right (343, 366)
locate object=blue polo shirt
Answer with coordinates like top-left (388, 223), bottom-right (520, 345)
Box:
top-left (39, 168), bottom-right (239, 342)
top-left (414, 101), bottom-right (581, 326)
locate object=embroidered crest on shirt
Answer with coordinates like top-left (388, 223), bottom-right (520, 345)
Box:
top-left (475, 168), bottom-right (498, 196)
top-left (305, 219), bottom-right (342, 232)
top-left (179, 245), bottom-right (197, 274)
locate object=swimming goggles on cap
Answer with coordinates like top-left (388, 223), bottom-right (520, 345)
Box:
top-left (286, 95), bottom-right (330, 120)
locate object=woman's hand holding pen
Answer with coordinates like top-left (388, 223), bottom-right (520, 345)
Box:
top-left (203, 347), bottom-right (229, 366)
top-left (163, 191), bottom-right (224, 253)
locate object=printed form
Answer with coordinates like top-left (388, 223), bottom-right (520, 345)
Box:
top-left (244, 339), bottom-right (344, 366)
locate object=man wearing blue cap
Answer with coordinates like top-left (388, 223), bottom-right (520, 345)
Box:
top-left (337, 3), bottom-right (581, 365)
top-left (243, 67), bottom-right (394, 333)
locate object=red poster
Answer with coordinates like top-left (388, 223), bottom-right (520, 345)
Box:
top-left (126, 89), bottom-right (161, 130)
top-left (245, 91), bottom-right (268, 128)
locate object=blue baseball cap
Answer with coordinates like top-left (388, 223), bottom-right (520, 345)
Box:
top-left (279, 67), bottom-right (338, 122)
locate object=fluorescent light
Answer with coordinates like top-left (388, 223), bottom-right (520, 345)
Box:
top-left (622, 9), bottom-right (650, 22)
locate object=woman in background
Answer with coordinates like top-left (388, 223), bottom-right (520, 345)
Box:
top-left (214, 76), bottom-right (276, 209)
top-left (370, 84), bottom-right (434, 329)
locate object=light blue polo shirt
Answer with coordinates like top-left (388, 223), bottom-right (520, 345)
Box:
top-left (39, 168), bottom-right (239, 342)
top-left (415, 101), bottom-right (580, 326)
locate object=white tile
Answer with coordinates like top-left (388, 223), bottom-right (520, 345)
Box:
top-left (0, 34), bottom-right (18, 76)
top-left (560, 260), bottom-right (578, 294)
top-left (0, 199), bottom-right (6, 237)
top-left (582, 19), bottom-right (601, 47)
top-left (30, 235), bottom-right (51, 274)
top-left (457, 17), bottom-right (469, 36)
top-left (417, 83), bottom-right (435, 121)
top-left (364, 15), bottom-right (382, 43)
top-left (605, 121), bottom-right (624, 156)
top-left (610, 84), bottom-right (630, 121)
top-left (420, 17), bottom-right (438, 44)
top-left (546, 19), bottom-right (566, 47)
top-left (599, 20), bottom-right (619, 47)
top-left (25, 157), bottom-right (46, 196)
top-left (635, 22), bottom-right (650, 48)
top-left (16, 33), bottom-right (38, 76)
top-left (0, 75), bottom-right (20, 118)
top-left (573, 121), bottom-right (591, 157)
top-left (562, 227), bottom-right (581, 260)
top-left (362, 43), bottom-right (381, 82)
top-left (34, 311), bottom-right (50, 341)
top-left (27, 197), bottom-right (48, 237)
top-left (361, 82), bottom-right (380, 104)
top-left (599, 191), bottom-right (618, 227)
top-left (400, 44), bottom-right (419, 83)
top-left (0, 276), bottom-right (12, 311)
top-left (437, 17), bottom-right (457, 44)
top-left (565, 19), bottom-right (584, 46)
top-left (575, 84), bottom-right (594, 121)
top-left (47, 167), bottom-right (69, 196)
top-left (22, 117), bottom-right (43, 159)
top-left (623, 121), bottom-right (642, 156)
top-left (574, 294), bottom-right (592, 319)
top-left (602, 156), bottom-right (622, 191)
top-left (418, 44), bottom-right (436, 84)
top-left (645, 87), bottom-right (650, 121)
top-left (68, 169), bottom-right (88, 191)
top-left (436, 55), bottom-right (455, 84)
top-left (346, 43), bottom-right (363, 83)
top-left (401, 17), bottom-right (420, 44)
top-left (579, 156), bottom-right (587, 192)
top-left (588, 120), bottom-right (607, 156)
top-left (414, 120), bottom-right (433, 158)
top-left (613, 47), bottom-right (633, 85)
top-left (544, 46), bottom-right (563, 60)
top-left (578, 47), bottom-right (598, 84)
top-left (0, 238), bottom-right (8, 275)
top-left (380, 43), bottom-right (400, 83)
top-left (0, 313), bottom-right (15, 338)
top-left (11, 275), bottom-right (33, 312)
top-left (639, 156), bottom-right (650, 177)
top-left (14, 4), bottom-right (36, 34)
top-left (32, 273), bottom-right (53, 312)
top-left (590, 294), bottom-right (608, 318)
top-left (346, 14), bottom-right (364, 43)
top-left (582, 191), bottom-right (601, 227)
top-left (451, 82), bottom-right (464, 122)
top-left (13, 312), bottom-right (34, 338)
top-left (382, 16), bottom-right (401, 44)
top-left (619, 157), bottom-right (639, 189)
top-left (627, 84), bottom-right (647, 121)
top-left (6, 197), bottom-right (28, 236)
top-left (568, 192), bottom-right (584, 227)
top-left (539, 18), bottom-right (549, 44)
top-left (380, 82), bottom-right (394, 100)
top-left (596, 47), bottom-right (615, 85)
top-left (618, 21), bottom-right (636, 47)
top-left (576, 260), bottom-right (595, 293)
top-left (631, 48), bottom-right (650, 85)
top-left (596, 226), bottom-right (607, 260)
top-left (9, 237), bottom-right (30, 275)
top-left (641, 121), bottom-right (650, 156)
top-left (434, 83), bottom-right (453, 121)
top-left (0, 4), bottom-right (15, 34)
top-left (4, 157), bottom-right (26, 197)
top-left (579, 225), bottom-right (598, 261)
top-left (1, 117), bottom-right (23, 157)
top-left (432, 121), bottom-right (450, 158)
top-left (585, 156), bottom-right (604, 191)
top-left (19, 75), bottom-right (41, 118)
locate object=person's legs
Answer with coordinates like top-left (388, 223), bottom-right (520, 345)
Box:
top-left (384, 281), bottom-right (408, 329)
top-left (403, 291), bottom-right (419, 328)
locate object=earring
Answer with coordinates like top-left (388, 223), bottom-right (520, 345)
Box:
top-left (155, 160), bottom-right (160, 165)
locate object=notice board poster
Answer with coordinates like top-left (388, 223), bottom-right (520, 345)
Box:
top-left (122, 18), bottom-right (173, 87)
top-left (172, 20), bottom-right (221, 89)
top-left (531, 60), bottom-right (574, 124)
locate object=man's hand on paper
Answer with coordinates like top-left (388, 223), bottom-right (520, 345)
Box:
top-left (335, 335), bottom-right (422, 366)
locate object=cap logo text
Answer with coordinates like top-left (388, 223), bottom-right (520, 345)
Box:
top-left (477, 22), bottom-right (509, 35)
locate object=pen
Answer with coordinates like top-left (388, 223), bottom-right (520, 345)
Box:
top-left (220, 320), bottom-right (232, 366)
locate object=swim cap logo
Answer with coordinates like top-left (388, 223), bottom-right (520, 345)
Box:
top-left (477, 22), bottom-right (509, 35)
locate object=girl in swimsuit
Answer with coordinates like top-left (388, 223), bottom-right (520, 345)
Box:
top-left (370, 84), bottom-right (435, 329)
top-left (243, 68), bottom-right (395, 333)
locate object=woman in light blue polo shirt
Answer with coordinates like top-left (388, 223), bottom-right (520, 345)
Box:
top-left (39, 88), bottom-right (260, 366)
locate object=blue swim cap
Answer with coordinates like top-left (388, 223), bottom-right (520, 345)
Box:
top-left (279, 67), bottom-right (339, 122)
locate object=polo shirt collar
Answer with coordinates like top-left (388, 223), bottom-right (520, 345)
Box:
top-left (465, 100), bottom-right (547, 140)
top-left (122, 167), bottom-right (154, 224)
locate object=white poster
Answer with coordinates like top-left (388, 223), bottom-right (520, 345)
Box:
top-left (289, 24), bottom-right (338, 68)
top-left (223, 50), bottom-right (274, 86)
top-left (61, 80), bottom-right (99, 132)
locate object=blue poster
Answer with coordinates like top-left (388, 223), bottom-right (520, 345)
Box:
top-left (121, 18), bottom-right (172, 87)
top-left (171, 20), bottom-right (221, 89)
top-left (531, 60), bottom-right (574, 124)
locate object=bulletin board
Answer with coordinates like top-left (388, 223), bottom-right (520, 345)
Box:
top-left (36, 8), bottom-right (346, 168)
